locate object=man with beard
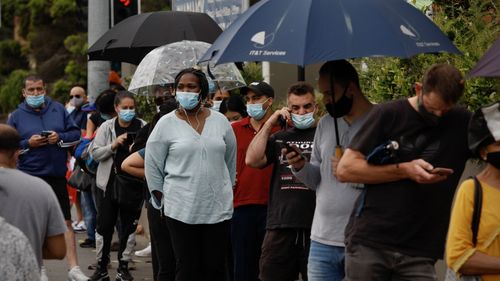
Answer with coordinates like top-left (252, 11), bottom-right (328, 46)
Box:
top-left (337, 64), bottom-right (471, 281)
top-left (285, 60), bottom-right (373, 281)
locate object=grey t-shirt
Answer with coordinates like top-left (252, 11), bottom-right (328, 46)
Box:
top-left (0, 168), bottom-right (67, 267)
top-left (0, 217), bottom-right (40, 281)
top-left (293, 113), bottom-right (370, 247)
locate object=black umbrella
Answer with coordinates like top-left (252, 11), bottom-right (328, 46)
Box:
top-left (88, 11), bottom-right (222, 65)
top-left (468, 37), bottom-right (500, 78)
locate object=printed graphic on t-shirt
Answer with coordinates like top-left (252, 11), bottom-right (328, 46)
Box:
top-left (278, 141), bottom-right (313, 190)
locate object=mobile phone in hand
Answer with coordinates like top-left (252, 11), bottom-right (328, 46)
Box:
top-left (276, 140), bottom-right (304, 159)
top-left (40, 130), bottom-right (51, 137)
top-left (428, 167), bottom-right (453, 176)
top-left (126, 132), bottom-right (137, 144)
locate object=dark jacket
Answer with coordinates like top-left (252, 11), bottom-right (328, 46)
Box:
top-left (7, 97), bottom-right (80, 177)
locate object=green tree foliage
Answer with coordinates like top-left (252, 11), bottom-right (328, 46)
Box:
top-left (0, 40), bottom-right (29, 76)
top-left (0, 70), bottom-right (29, 113)
top-left (358, 1), bottom-right (499, 110)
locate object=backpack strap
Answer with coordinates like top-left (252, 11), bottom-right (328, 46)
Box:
top-left (471, 176), bottom-right (483, 247)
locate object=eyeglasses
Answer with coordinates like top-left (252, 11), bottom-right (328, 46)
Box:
top-left (70, 95), bottom-right (82, 99)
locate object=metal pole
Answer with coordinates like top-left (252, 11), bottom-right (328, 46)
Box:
top-left (297, 65), bottom-right (305, 81)
top-left (87, 0), bottom-right (111, 103)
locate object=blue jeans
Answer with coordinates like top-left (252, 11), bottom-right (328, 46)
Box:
top-left (308, 240), bottom-right (345, 281)
top-left (81, 189), bottom-right (97, 241)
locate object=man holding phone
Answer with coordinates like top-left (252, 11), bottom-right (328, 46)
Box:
top-left (246, 82), bottom-right (317, 281)
top-left (337, 64), bottom-right (472, 281)
top-left (7, 75), bottom-right (89, 281)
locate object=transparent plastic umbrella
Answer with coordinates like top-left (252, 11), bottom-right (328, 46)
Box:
top-left (129, 40), bottom-right (246, 95)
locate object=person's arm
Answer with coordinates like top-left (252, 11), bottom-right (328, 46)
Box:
top-left (121, 151), bottom-right (145, 178)
top-left (224, 122), bottom-right (237, 186)
top-left (337, 148), bottom-right (448, 184)
top-left (460, 252), bottom-right (500, 275)
top-left (56, 109), bottom-right (81, 143)
top-left (85, 118), bottom-right (96, 138)
top-left (144, 119), bottom-right (170, 209)
top-left (246, 108), bottom-right (288, 168)
top-left (42, 234), bottom-right (66, 259)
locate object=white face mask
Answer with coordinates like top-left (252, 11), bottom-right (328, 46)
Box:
top-left (70, 96), bottom-right (84, 107)
top-left (212, 100), bottom-right (223, 112)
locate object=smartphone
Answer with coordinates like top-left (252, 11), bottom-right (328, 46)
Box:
top-left (276, 140), bottom-right (304, 159)
top-left (126, 132), bottom-right (137, 144)
top-left (40, 130), bottom-right (52, 137)
top-left (429, 167), bottom-right (454, 176)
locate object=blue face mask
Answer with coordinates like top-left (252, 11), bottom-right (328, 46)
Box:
top-left (291, 112), bottom-right (315, 129)
top-left (101, 113), bottom-right (112, 120)
top-left (26, 95), bottom-right (45, 108)
top-left (212, 100), bottom-right (222, 112)
top-left (119, 109), bottom-right (135, 122)
top-left (246, 98), bottom-right (269, 120)
top-left (176, 92), bottom-right (200, 110)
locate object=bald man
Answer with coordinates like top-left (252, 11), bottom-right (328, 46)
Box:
top-left (67, 86), bottom-right (89, 134)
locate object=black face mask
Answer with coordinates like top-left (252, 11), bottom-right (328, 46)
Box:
top-left (486, 151), bottom-right (500, 169)
top-left (325, 86), bottom-right (353, 118)
top-left (418, 95), bottom-right (440, 126)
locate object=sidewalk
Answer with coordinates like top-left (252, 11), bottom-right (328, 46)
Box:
top-left (44, 231), bottom-right (154, 280)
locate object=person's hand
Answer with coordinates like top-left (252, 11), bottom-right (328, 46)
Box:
top-left (331, 155), bottom-right (340, 178)
top-left (400, 159), bottom-right (449, 184)
top-left (28, 134), bottom-right (49, 148)
top-left (46, 131), bottom-right (59, 145)
top-left (112, 133), bottom-right (127, 150)
top-left (284, 146), bottom-right (305, 171)
top-left (152, 190), bottom-right (163, 202)
top-left (266, 107), bottom-right (291, 128)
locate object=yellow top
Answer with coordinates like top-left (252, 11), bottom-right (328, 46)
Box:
top-left (446, 178), bottom-right (500, 281)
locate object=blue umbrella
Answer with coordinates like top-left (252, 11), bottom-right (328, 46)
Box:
top-left (199, 0), bottom-right (460, 66)
top-left (468, 38), bottom-right (500, 78)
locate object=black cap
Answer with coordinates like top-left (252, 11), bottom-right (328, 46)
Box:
top-left (468, 102), bottom-right (500, 156)
top-left (242, 81), bottom-right (274, 98)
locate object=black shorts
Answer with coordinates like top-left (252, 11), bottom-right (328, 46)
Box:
top-left (41, 176), bottom-right (71, 221)
top-left (259, 228), bottom-right (311, 281)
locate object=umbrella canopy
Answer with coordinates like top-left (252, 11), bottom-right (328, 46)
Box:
top-left (128, 40), bottom-right (246, 96)
top-left (88, 11), bottom-right (222, 65)
top-left (468, 38), bottom-right (500, 78)
top-left (199, 0), bottom-right (460, 66)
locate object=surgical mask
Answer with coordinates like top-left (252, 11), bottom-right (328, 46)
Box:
top-left (176, 92), bottom-right (200, 110)
top-left (101, 113), bottom-right (112, 120)
top-left (212, 100), bottom-right (222, 112)
top-left (418, 95), bottom-right (440, 126)
top-left (66, 105), bottom-right (76, 114)
top-left (325, 88), bottom-right (353, 118)
top-left (26, 95), bottom-right (45, 108)
top-left (70, 97), bottom-right (84, 107)
top-left (291, 112), bottom-right (315, 129)
top-left (119, 109), bottom-right (135, 122)
top-left (247, 99), bottom-right (269, 120)
top-left (486, 151), bottom-right (500, 169)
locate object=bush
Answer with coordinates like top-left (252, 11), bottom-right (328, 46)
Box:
top-left (0, 69), bottom-right (29, 113)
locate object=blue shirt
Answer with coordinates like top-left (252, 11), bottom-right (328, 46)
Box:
top-left (145, 110), bottom-right (237, 224)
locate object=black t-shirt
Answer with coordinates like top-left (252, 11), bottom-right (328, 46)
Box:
top-left (346, 99), bottom-right (471, 259)
top-left (89, 113), bottom-right (107, 128)
top-left (114, 118), bottom-right (142, 175)
top-left (264, 127), bottom-right (316, 229)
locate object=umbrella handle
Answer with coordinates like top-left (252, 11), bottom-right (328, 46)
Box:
top-left (335, 146), bottom-right (343, 158)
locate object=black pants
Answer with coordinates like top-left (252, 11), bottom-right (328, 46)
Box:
top-left (231, 205), bottom-right (267, 281)
top-left (166, 217), bottom-right (230, 281)
top-left (147, 201), bottom-right (175, 281)
top-left (93, 181), bottom-right (141, 266)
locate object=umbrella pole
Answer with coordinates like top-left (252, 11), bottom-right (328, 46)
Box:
top-left (297, 66), bottom-right (305, 81)
top-left (330, 72), bottom-right (342, 158)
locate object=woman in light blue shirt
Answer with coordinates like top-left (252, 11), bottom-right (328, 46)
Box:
top-left (145, 68), bottom-right (237, 281)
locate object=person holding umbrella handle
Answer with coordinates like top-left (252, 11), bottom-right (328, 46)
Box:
top-left (286, 60), bottom-right (373, 281)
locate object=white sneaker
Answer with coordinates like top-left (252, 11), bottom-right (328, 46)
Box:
top-left (68, 266), bottom-right (90, 281)
top-left (73, 221), bottom-right (86, 233)
top-left (40, 266), bottom-right (48, 281)
top-left (134, 243), bottom-right (151, 257)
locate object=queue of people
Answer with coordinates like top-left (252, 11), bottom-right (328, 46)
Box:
top-left (0, 61), bottom-right (499, 281)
